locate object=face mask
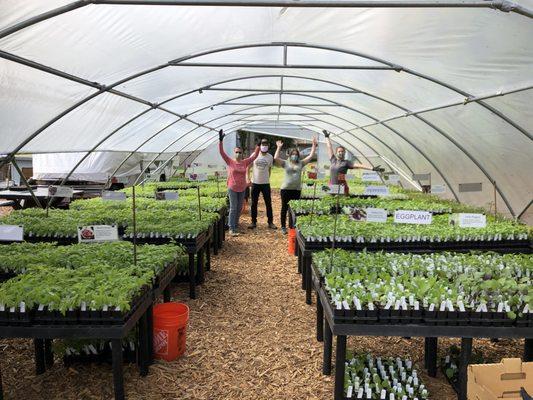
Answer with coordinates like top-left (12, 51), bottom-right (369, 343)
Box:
top-left (235, 152), bottom-right (242, 160)
top-left (336, 153), bottom-right (345, 161)
top-left (260, 145), bottom-right (269, 152)
top-left (290, 155), bottom-right (299, 162)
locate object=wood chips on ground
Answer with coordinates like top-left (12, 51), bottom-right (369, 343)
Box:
top-left (0, 192), bottom-right (525, 399)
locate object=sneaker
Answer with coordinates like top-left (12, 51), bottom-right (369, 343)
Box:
top-left (281, 227), bottom-right (288, 235)
top-left (247, 223), bottom-right (257, 229)
top-left (268, 223), bottom-right (278, 230)
top-left (230, 230), bottom-right (240, 237)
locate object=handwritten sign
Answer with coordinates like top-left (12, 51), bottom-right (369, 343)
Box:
top-left (430, 184), bottom-right (446, 194)
top-left (155, 191), bottom-right (179, 201)
top-left (413, 173), bottom-right (431, 181)
top-left (187, 172), bottom-right (208, 182)
top-left (361, 171), bottom-right (381, 182)
top-left (365, 208), bottom-right (388, 223)
top-left (363, 186), bottom-right (389, 196)
top-left (451, 213), bottom-right (487, 228)
top-left (458, 182), bottom-right (482, 193)
top-left (102, 191), bottom-right (127, 201)
top-left (48, 186), bottom-right (73, 198)
top-left (329, 184), bottom-right (345, 195)
top-left (78, 225), bottom-right (119, 243)
top-left (394, 210), bottom-right (433, 225)
top-left (0, 225), bottom-right (24, 241)
top-left (387, 174), bottom-right (400, 185)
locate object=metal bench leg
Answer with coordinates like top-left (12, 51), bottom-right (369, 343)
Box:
top-left (334, 335), bottom-right (347, 400)
top-left (34, 339), bottom-right (45, 375)
top-left (111, 339), bottom-right (125, 400)
top-left (458, 338), bottom-right (472, 400)
top-left (323, 319), bottom-right (332, 375)
top-left (188, 253), bottom-right (196, 299)
top-left (317, 294), bottom-right (324, 342)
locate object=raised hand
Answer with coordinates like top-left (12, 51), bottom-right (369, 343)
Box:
top-left (322, 130), bottom-right (330, 138)
top-left (218, 129), bottom-right (225, 142)
top-left (312, 136), bottom-right (318, 146)
top-left (276, 140), bottom-right (283, 148)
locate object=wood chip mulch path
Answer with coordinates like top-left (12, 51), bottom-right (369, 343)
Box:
top-left (0, 191), bottom-right (524, 399)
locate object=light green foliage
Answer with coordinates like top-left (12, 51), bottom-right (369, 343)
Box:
top-left (314, 249), bottom-right (533, 319)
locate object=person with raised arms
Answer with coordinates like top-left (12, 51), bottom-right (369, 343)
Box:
top-left (274, 136), bottom-right (317, 234)
top-left (218, 129), bottom-right (260, 236)
top-left (323, 130), bottom-right (381, 195)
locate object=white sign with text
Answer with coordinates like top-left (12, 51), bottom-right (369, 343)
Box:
top-left (363, 186), bottom-right (390, 196)
top-left (102, 191), bottom-right (127, 201)
top-left (0, 225), bottom-right (24, 241)
top-left (387, 174), bottom-right (400, 185)
top-left (394, 210), bottom-right (433, 225)
top-left (329, 184), bottom-right (345, 195)
top-left (48, 186), bottom-right (73, 198)
top-left (457, 213), bottom-right (486, 228)
top-left (156, 191), bottom-right (179, 201)
top-left (78, 225), bottom-right (119, 243)
top-left (361, 171), bottom-right (381, 182)
top-left (431, 185), bottom-right (446, 194)
top-left (187, 172), bottom-right (208, 182)
top-left (365, 208), bottom-right (388, 223)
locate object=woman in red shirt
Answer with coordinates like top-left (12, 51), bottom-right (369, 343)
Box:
top-left (219, 130), bottom-right (260, 236)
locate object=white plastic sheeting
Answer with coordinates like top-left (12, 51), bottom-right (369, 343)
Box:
top-left (0, 1), bottom-right (532, 219)
top-left (32, 152), bottom-right (144, 183)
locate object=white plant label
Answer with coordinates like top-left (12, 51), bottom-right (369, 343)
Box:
top-left (156, 191), bottom-right (179, 201)
top-left (0, 225), bottom-right (23, 241)
top-left (394, 210), bottom-right (433, 225)
top-left (48, 186), bottom-right (73, 198)
top-left (430, 184), bottom-right (446, 194)
top-left (102, 191), bottom-right (126, 201)
top-left (456, 213), bottom-right (486, 228)
top-left (361, 171), bottom-right (381, 182)
top-left (365, 208), bottom-right (388, 223)
top-left (329, 184), bottom-right (345, 194)
top-left (364, 185), bottom-right (389, 196)
top-left (187, 172), bottom-right (208, 182)
top-left (387, 174), bottom-right (400, 185)
top-left (78, 225), bottom-right (119, 243)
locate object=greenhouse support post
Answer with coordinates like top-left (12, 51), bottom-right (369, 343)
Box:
top-left (197, 186), bottom-right (202, 220)
top-left (493, 180), bottom-right (497, 217)
top-left (132, 185), bottom-right (137, 266)
top-left (309, 182), bottom-right (317, 225)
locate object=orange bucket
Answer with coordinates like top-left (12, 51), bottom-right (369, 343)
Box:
top-left (288, 228), bottom-right (297, 255)
top-left (153, 302), bottom-right (189, 361)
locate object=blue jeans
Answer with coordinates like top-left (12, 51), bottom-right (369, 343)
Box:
top-left (228, 189), bottom-right (246, 231)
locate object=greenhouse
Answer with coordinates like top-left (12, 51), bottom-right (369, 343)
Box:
top-left (0, 1), bottom-right (532, 400)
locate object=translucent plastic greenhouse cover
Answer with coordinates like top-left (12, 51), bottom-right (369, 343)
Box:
top-left (0, 1), bottom-right (532, 220)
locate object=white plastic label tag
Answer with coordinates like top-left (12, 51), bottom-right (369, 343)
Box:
top-left (394, 210), bottom-right (432, 225)
top-left (78, 225), bottom-right (119, 243)
top-left (0, 225), bottom-right (24, 241)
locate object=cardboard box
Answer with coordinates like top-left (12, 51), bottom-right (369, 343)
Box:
top-left (468, 358), bottom-right (533, 400)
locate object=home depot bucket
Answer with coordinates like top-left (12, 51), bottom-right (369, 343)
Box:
top-left (288, 228), bottom-right (297, 255)
top-left (153, 302), bottom-right (189, 361)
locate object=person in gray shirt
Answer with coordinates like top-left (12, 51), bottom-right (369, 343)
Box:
top-left (323, 130), bottom-right (378, 194)
top-left (274, 137), bottom-right (317, 234)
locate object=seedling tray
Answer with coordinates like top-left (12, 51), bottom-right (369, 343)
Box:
top-left (123, 229), bottom-right (208, 252)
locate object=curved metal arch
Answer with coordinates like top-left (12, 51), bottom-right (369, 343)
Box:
top-left (184, 92), bottom-right (462, 199)
top-left (132, 106), bottom-right (383, 185)
top-left (2, 40), bottom-right (529, 169)
top-left (0, 45), bottom-right (523, 213)
top-left (140, 118), bottom-right (373, 186)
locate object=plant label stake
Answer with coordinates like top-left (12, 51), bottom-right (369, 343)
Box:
top-left (330, 183), bottom-right (342, 268)
top-left (197, 186), bottom-right (202, 221)
top-left (132, 185), bottom-right (137, 266)
top-left (309, 182), bottom-right (317, 226)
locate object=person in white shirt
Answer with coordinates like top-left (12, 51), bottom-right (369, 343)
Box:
top-left (248, 138), bottom-right (277, 229)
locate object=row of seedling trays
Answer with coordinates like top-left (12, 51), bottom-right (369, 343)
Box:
top-left (343, 355), bottom-right (429, 400)
top-left (0, 286), bottom-right (152, 326)
top-left (327, 292), bottom-right (533, 327)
